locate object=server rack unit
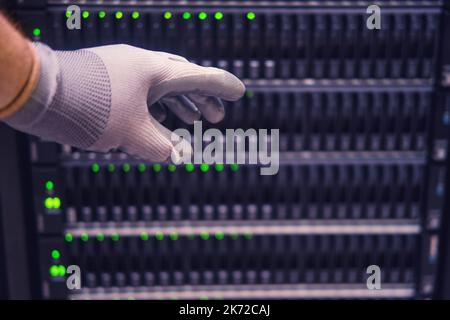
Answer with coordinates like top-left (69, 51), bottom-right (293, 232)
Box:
top-left (6, 0), bottom-right (450, 299)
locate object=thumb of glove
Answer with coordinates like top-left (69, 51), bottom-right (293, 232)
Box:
top-left (120, 112), bottom-right (193, 164)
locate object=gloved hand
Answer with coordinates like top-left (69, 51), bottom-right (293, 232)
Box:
top-left (4, 43), bottom-right (245, 162)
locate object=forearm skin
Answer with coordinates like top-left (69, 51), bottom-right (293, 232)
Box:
top-left (0, 13), bottom-right (40, 119)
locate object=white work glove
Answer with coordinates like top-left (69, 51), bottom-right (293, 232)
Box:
top-left (4, 43), bottom-right (245, 162)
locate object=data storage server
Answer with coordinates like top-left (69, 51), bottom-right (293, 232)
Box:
top-left (1, 0), bottom-right (450, 300)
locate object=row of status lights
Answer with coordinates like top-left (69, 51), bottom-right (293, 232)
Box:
top-left (65, 10), bottom-right (256, 21)
top-left (32, 11), bottom-right (256, 41)
top-left (64, 231), bottom-right (253, 242)
top-left (43, 165), bottom-right (238, 209)
top-left (90, 163), bottom-right (239, 174)
top-left (49, 251), bottom-right (250, 304)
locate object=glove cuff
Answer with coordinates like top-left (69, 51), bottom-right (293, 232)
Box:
top-left (5, 43), bottom-right (112, 149)
top-left (4, 42), bottom-right (59, 128)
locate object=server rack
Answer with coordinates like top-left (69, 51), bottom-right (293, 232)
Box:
top-left (2, 0), bottom-right (450, 299)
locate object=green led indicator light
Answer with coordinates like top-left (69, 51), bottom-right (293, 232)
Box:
top-left (245, 91), bottom-right (254, 98)
top-left (138, 163), bottom-right (146, 173)
top-left (200, 232), bottom-right (209, 240)
top-left (214, 164), bottom-right (224, 172)
top-left (214, 12), bottom-right (224, 20)
top-left (182, 12), bottom-right (192, 20)
top-left (98, 11), bottom-right (106, 19)
top-left (164, 11), bottom-right (172, 20)
top-left (132, 11), bottom-right (140, 19)
top-left (185, 163), bottom-right (195, 172)
top-left (45, 197), bottom-right (61, 209)
top-left (54, 197), bottom-right (61, 209)
top-left (215, 232), bottom-right (224, 240)
top-left (200, 163), bottom-right (209, 172)
top-left (66, 11), bottom-right (71, 18)
top-left (45, 180), bottom-right (54, 191)
top-left (44, 198), bottom-right (53, 209)
top-left (32, 28), bottom-right (41, 37)
top-left (65, 233), bottom-right (73, 242)
top-left (108, 164), bottom-right (115, 172)
top-left (153, 164), bottom-right (162, 172)
top-left (198, 12), bottom-right (208, 20)
top-left (246, 12), bottom-right (256, 20)
top-left (53, 197), bottom-right (61, 209)
top-left (230, 164), bottom-right (239, 172)
top-left (168, 164), bottom-right (176, 172)
top-left (51, 249), bottom-right (61, 260)
top-left (115, 11), bottom-right (123, 19)
top-left (140, 232), bottom-right (149, 241)
top-left (96, 233), bottom-right (105, 241)
top-left (49, 265), bottom-right (66, 277)
top-left (155, 232), bottom-right (164, 240)
top-left (231, 233), bottom-right (238, 240)
top-left (59, 265), bottom-right (66, 277)
top-left (82, 11), bottom-right (90, 19)
top-left (169, 232), bottom-right (179, 241)
top-left (81, 233), bottom-right (89, 242)
top-left (200, 295), bottom-right (209, 300)
top-left (123, 163), bottom-right (131, 173)
top-left (244, 232), bottom-right (253, 240)
top-left (111, 233), bottom-right (120, 241)
top-left (49, 265), bottom-right (59, 277)
top-left (91, 163), bottom-right (100, 173)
